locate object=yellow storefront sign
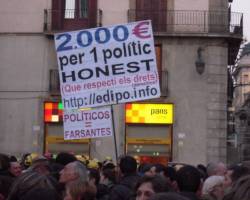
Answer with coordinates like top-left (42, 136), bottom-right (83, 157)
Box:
top-left (125, 103), bottom-right (174, 124)
top-left (126, 137), bottom-right (171, 145)
top-left (46, 136), bottom-right (89, 144)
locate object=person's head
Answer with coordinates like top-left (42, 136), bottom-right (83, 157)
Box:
top-left (20, 153), bottom-right (32, 169)
top-left (162, 166), bottom-right (178, 191)
top-left (56, 152), bottom-right (77, 166)
top-left (59, 161), bottom-right (88, 184)
top-left (224, 164), bottom-right (249, 189)
top-left (197, 164), bottom-right (208, 180)
top-left (176, 165), bottom-right (201, 193)
top-left (8, 171), bottom-right (59, 200)
top-left (119, 155), bottom-right (137, 176)
top-left (135, 175), bottom-right (171, 200)
top-left (162, 166), bottom-right (177, 182)
top-left (223, 175), bottom-right (250, 200)
top-left (64, 180), bottom-right (96, 200)
top-left (0, 153), bottom-right (10, 172)
top-left (9, 161), bottom-right (22, 177)
top-left (30, 156), bottom-right (51, 175)
top-left (138, 164), bottom-right (154, 176)
top-left (202, 175), bottom-right (224, 199)
top-left (88, 168), bottom-right (100, 186)
top-left (207, 162), bottom-right (227, 177)
top-left (102, 162), bottom-right (115, 171)
top-left (9, 156), bottom-right (18, 162)
top-left (154, 164), bottom-right (166, 174)
top-left (100, 168), bottom-right (116, 185)
top-left (149, 192), bottom-right (189, 200)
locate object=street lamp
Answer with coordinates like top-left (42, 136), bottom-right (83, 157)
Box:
top-left (195, 47), bottom-right (205, 74)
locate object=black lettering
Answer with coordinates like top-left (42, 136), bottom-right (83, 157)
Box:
top-left (96, 95), bottom-right (103, 103)
top-left (112, 63), bottom-right (125, 75)
top-left (96, 65), bottom-right (110, 77)
top-left (113, 48), bottom-right (123, 58)
top-left (143, 43), bottom-right (151, 54)
top-left (141, 59), bottom-right (154, 71)
top-left (70, 55), bottom-right (78, 65)
top-left (78, 68), bottom-right (93, 80)
top-left (59, 56), bottom-right (68, 70)
top-left (127, 62), bottom-right (140, 73)
top-left (62, 71), bottom-right (76, 83)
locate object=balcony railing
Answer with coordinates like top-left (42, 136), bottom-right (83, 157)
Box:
top-left (44, 9), bottom-right (102, 32)
top-left (128, 10), bottom-right (243, 36)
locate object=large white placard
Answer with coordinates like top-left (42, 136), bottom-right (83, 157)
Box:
top-left (55, 20), bottom-right (160, 110)
top-left (63, 106), bottom-right (113, 140)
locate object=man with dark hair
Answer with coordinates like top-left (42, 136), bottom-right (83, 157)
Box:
top-left (224, 164), bottom-right (249, 193)
top-left (109, 155), bottom-right (140, 200)
top-left (55, 152), bottom-right (77, 166)
top-left (0, 153), bottom-right (15, 199)
top-left (162, 166), bottom-right (178, 192)
top-left (176, 165), bottom-right (202, 200)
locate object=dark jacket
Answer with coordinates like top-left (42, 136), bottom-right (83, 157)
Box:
top-left (109, 174), bottom-right (140, 200)
top-left (179, 192), bottom-right (201, 200)
top-left (0, 173), bottom-right (15, 198)
top-left (201, 194), bottom-right (217, 200)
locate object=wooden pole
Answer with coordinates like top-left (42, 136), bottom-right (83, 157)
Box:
top-left (111, 105), bottom-right (118, 164)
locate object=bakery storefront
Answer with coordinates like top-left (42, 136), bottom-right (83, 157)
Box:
top-left (125, 103), bottom-right (174, 165)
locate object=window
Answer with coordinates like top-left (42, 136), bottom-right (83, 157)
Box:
top-left (136, 0), bottom-right (167, 32)
top-left (79, 0), bottom-right (88, 18)
top-left (243, 74), bottom-right (249, 84)
top-left (65, 0), bottom-right (75, 19)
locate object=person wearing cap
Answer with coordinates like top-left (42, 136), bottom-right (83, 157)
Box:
top-left (29, 155), bottom-right (51, 175)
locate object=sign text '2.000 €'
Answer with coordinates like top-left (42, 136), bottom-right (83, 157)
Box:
top-left (54, 20), bottom-right (161, 110)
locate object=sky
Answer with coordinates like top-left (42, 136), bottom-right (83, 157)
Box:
top-left (231, 0), bottom-right (250, 41)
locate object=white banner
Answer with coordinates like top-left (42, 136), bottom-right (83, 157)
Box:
top-left (63, 106), bottom-right (113, 140)
top-left (55, 20), bottom-right (160, 110)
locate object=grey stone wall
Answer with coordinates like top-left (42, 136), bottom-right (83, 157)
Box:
top-left (156, 37), bottom-right (228, 165)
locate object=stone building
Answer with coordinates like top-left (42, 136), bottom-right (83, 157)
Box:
top-left (0, 0), bottom-right (243, 165)
top-left (233, 43), bottom-right (250, 162)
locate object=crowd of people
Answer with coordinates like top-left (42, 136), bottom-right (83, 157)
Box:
top-left (0, 152), bottom-right (250, 200)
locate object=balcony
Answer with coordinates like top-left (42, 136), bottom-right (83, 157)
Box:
top-left (44, 9), bottom-right (102, 33)
top-left (128, 10), bottom-right (243, 37)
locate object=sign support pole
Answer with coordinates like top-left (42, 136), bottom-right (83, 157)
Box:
top-left (111, 105), bottom-right (118, 164)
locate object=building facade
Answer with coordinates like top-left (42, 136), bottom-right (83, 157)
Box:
top-left (232, 43), bottom-right (250, 162)
top-left (0, 0), bottom-right (243, 165)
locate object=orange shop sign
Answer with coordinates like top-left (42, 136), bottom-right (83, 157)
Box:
top-left (125, 103), bottom-right (174, 124)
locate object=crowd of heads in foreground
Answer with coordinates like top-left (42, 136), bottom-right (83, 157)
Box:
top-left (1, 152), bottom-right (250, 200)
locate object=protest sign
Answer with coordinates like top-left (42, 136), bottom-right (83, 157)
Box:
top-left (63, 106), bottom-right (112, 140)
top-left (54, 20), bottom-right (160, 110)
